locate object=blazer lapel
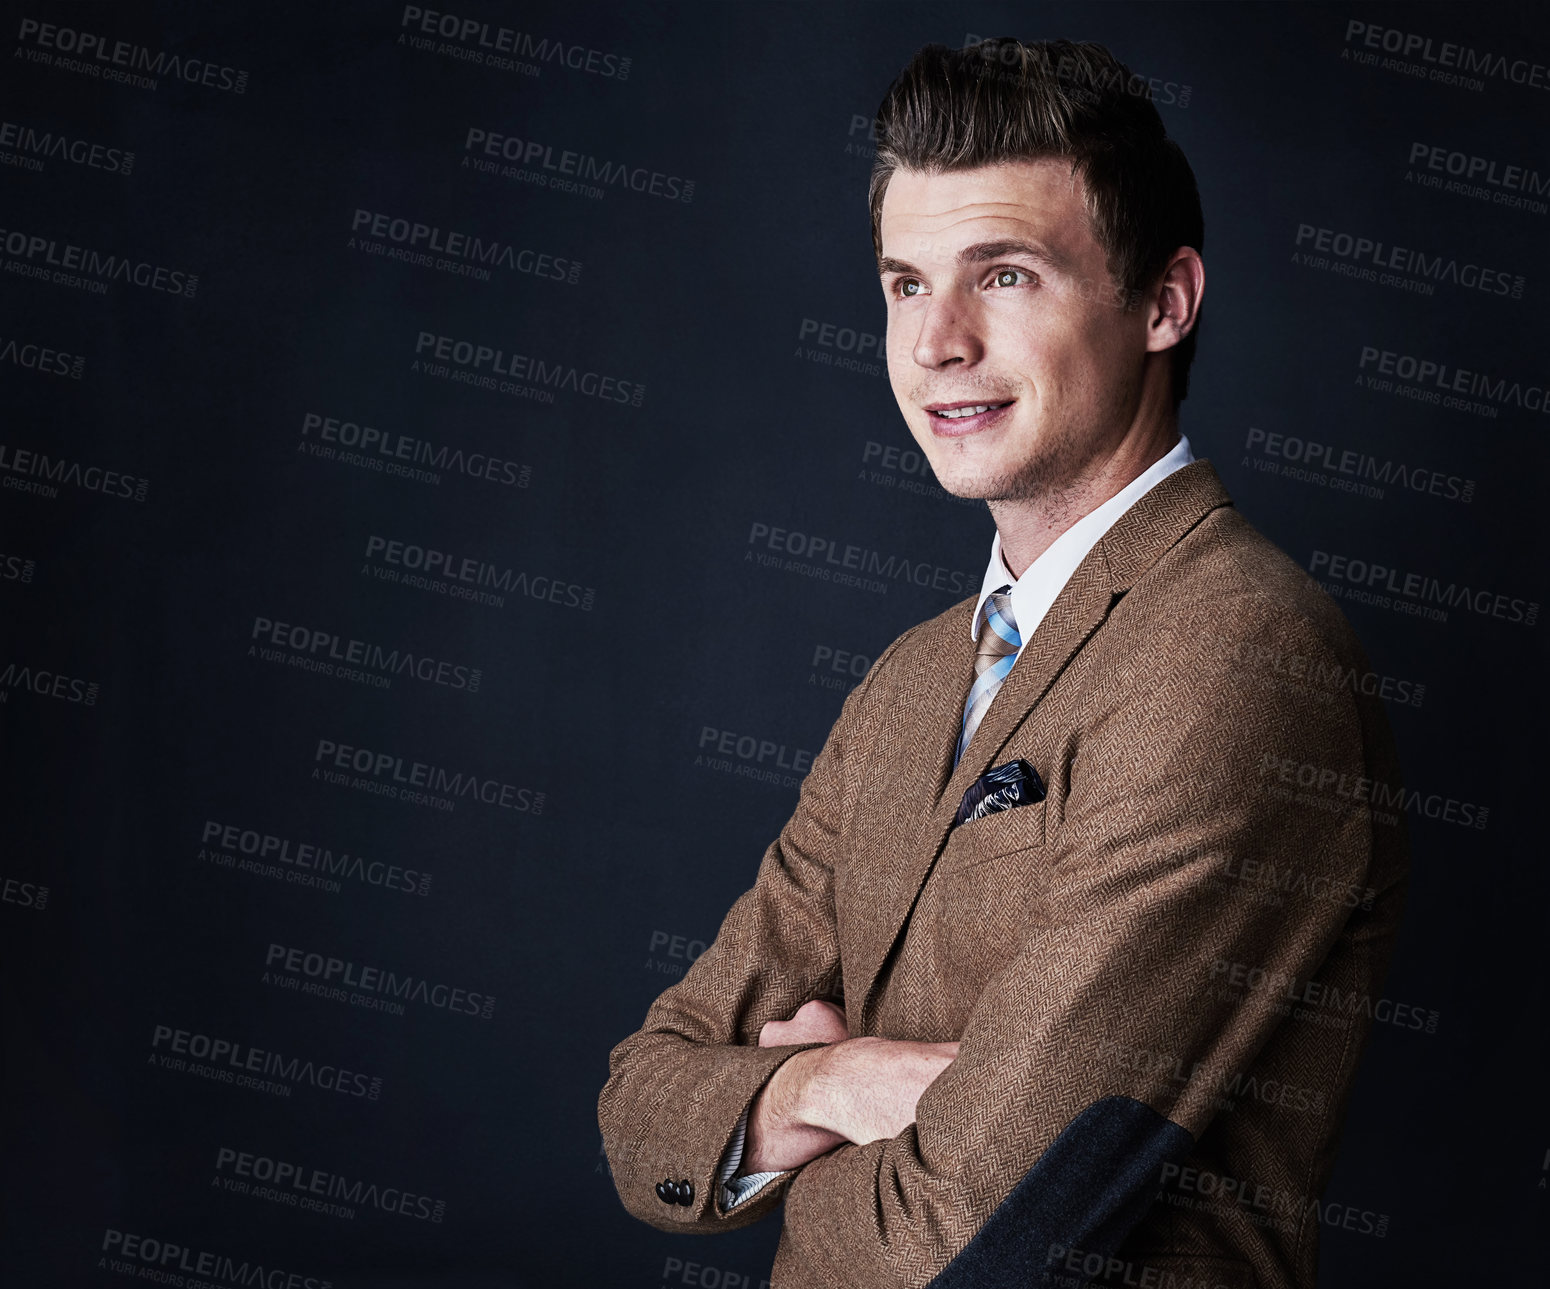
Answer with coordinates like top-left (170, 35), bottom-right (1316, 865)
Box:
top-left (849, 458), bottom-right (1233, 1025)
top-left (931, 549), bottom-right (1114, 821)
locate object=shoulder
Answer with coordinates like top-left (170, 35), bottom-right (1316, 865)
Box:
top-left (1121, 502), bottom-right (1373, 686)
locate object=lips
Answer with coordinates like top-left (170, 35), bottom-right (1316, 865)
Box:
top-left (923, 400), bottom-right (1015, 436)
top-left (927, 401), bottom-right (1014, 419)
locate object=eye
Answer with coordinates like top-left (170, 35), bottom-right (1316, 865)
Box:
top-left (896, 278), bottom-right (926, 299)
top-left (989, 267), bottom-right (1035, 289)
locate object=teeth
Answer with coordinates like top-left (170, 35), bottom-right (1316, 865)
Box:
top-left (932, 403), bottom-right (1005, 418)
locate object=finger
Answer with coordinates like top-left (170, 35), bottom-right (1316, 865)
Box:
top-left (790, 1004), bottom-right (849, 1043)
top-left (801, 1000), bottom-right (848, 1033)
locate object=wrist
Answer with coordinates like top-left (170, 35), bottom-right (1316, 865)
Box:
top-left (766, 1043), bottom-right (829, 1128)
top-left (743, 1045), bottom-right (842, 1173)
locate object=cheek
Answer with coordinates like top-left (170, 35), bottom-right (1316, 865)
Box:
top-left (992, 312), bottom-right (1058, 379)
top-left (1065, 303), bottom-right (1136, 369)
top-left (886, 341), bottom-right (914, 398)
top-left (1020, 326), bottom-right (1109, 401)
top-left (1012, 299), bottom-right (1114, 366)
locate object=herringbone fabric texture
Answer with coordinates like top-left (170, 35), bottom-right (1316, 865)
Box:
top-left (598, 460), bottom-right (1408, 1289)
top-left (954, 586), bottom-right (1019, 769)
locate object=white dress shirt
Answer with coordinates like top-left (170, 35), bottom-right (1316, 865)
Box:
top-left (968, 433), bottom-right (1195, 648)
top-left (717, 433), bottom-right (1197, 1211)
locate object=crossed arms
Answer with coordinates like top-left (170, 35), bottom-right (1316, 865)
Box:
top-left (742, 999), bottom-right (957, 1174)
top-left (599, 602), bottom-right (1387, 1286)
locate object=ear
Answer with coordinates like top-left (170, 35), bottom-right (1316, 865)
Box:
top-left (1146, 247), bottom-right (1204, 354)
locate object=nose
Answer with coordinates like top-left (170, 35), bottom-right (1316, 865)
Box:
top-left (910, 294), bottom-right (984, 370)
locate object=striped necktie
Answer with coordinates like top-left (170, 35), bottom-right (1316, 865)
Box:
top-left (954, 586), bottom-right (1021, 769)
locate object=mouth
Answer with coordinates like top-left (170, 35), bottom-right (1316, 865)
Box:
top-left (923, 399), bottom-right (1015, 436)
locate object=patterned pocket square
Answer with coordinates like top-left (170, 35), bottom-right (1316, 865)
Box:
top-left (955, 759), bottom-right (1047, 827)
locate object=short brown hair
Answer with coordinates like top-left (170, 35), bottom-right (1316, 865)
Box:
top-left (869, 37), bottom-right (1205, 405)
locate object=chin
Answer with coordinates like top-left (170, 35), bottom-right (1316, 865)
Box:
top-left (932, 469), bottom-right (996, 500)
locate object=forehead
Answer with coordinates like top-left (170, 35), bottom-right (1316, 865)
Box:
top-left (878, 158), bottom-right (1093, 263)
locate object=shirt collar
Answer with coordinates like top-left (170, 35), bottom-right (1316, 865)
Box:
top-left (970, 434), bottom-right (1196, 642)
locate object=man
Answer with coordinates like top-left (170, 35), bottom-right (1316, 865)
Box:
top-left (599, 37), bottom-right (1406, 1289)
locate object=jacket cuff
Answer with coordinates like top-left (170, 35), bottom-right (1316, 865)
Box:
top-left (607, 1040), bottom-right (821, 1231)
top-left (716, 1105), bottom-right (789, 1211)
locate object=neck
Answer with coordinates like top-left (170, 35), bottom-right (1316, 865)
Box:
top-left (990, 419), bottom-right (1179, 580)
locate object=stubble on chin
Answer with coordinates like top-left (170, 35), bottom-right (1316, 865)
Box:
top-left (937, 420), bottom-right (1088, 515)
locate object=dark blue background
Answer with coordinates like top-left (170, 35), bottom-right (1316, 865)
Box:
top-left (2, 2), bottom-right (1546, 1284)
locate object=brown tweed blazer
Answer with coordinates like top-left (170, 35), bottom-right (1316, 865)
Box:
top-left (599, 458), bottom-right (1408, 1289)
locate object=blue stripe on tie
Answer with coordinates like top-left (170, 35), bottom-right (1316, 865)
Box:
top-left (956, 588), bottom-right (1022, 769)
top-left (984, 605), bottom-right (1020, 649)
top-left (964, 653), bottom-right (1016, 712)
top-left (957, 653), bottom-right (1018, 754)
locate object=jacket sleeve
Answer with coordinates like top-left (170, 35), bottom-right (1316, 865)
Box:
top-left (597, 627), bottom-right (919, 1232)
top-left (775, 606), bottom-right (1402, 1286)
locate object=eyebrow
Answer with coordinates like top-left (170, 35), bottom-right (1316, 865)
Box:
top-left (878, 238), bottom-right (1071, 279)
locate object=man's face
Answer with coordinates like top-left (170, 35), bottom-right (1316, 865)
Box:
top-left (878, 158), bottom-right (1153, 502)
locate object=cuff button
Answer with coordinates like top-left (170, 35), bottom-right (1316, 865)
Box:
top-left (676, 1179), bottom-right (694, 1205)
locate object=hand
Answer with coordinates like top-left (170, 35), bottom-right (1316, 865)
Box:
top-left (742, 1045), bottom-right (849, 1174)
top-left (800, 1036), bottom-right (960, 1146)
top-left (742, 1001), bottom-right (853, 1173)
top-left (758, 999), bottom-right (850, 1048)
top-left (743, 1001), bottom-right (959, 1173)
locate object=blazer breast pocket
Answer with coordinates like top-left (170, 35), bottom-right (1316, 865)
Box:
top-left (938, 797), bottom-right (1048, 874)
top-left (929, 801), bottom-right (1049, 983)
